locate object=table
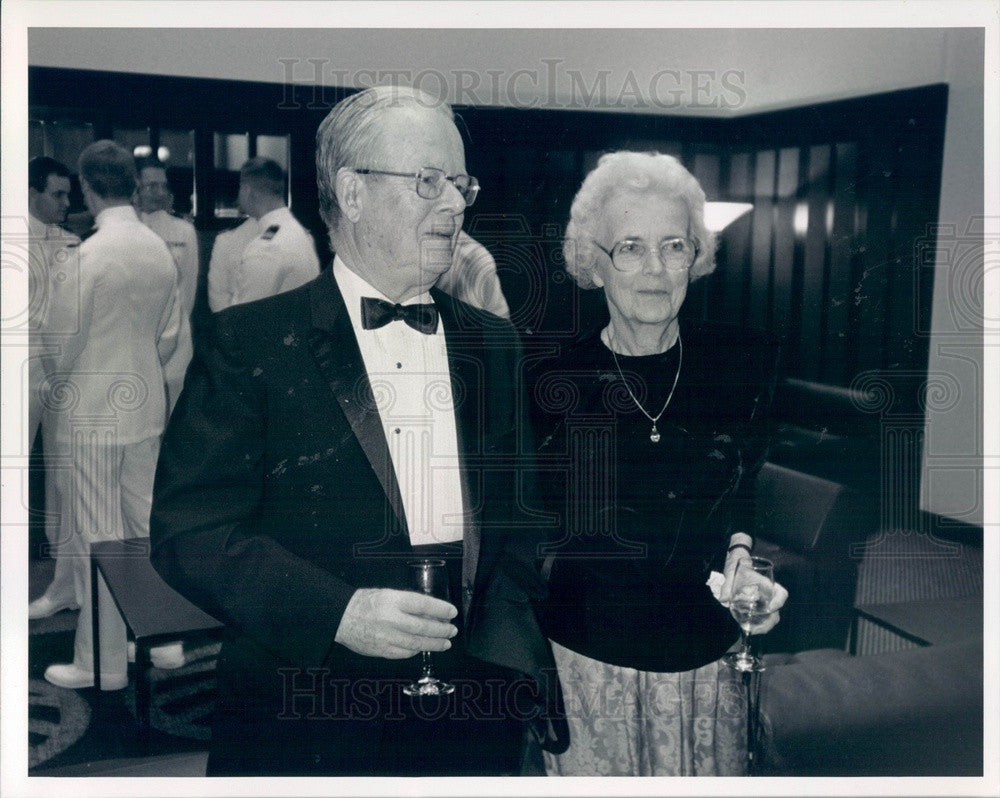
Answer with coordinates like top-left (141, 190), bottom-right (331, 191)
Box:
top-left (90, 538), bottom-right (223, 750)
top-left (851, 597), bottom-right (983, 653)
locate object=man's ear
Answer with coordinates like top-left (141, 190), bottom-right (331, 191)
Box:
top-left (335, 168), bottom-right (364, 223)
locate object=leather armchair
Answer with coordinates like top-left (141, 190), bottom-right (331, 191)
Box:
top-left (752, 461), bottom-right (874, 653)
top-left (758, 639), bottom-right (983, 775)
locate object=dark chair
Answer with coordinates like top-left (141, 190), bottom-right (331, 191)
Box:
top-left (758, 639), bottom-right (983, 776)
top-left (767, 377), bottom-right (882, 492)
top-left (752, 461), bottom-right (874, 653)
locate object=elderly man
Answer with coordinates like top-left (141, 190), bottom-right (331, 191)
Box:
top-left (150, 86), bottom-right (566, 775)
top-left (207, 157), bottom-right (319, 310)
top-left (42, 141), bottom-right (191, 689)
top-left (27, 157), bottom-right (81, 620)
top-left (135, 157), bottom-right (200, 323)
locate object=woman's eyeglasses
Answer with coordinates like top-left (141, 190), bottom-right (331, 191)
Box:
top-left (353, 167), bottom-right (480, 206)
top-left (593, 236), bottom-right (699, 272)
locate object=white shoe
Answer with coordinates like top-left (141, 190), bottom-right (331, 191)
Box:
top-left (44, 662), bottom-right (127, 691)
top-left (29, 593), bottom-right (79, 620)
top-left (150, 642), bottom-right (185, 670)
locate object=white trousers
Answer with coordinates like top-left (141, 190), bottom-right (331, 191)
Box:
top-left (52, 433), bottom-right (160, 676)
top-left (39, 417), bottom-right (83, 606)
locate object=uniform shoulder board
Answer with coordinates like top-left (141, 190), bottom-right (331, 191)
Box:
top-left (261, 224), bottom-right (281, 241)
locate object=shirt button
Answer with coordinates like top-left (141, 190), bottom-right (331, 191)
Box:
top-left (396, 362), bottom-right (403, 369)
top-left (464, 581), bottom-right (474, 596)
top-left (394, 427), bottom-right (401, 434)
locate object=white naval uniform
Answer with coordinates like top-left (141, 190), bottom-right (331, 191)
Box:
top-left (28, 213), bottom-right (82, 607)
top-left (207, 217), bottom-right (260, 313)
top-left (225, 207), bottom-right (319, 309)
top-left (44, 204), bottom-right (191, 678)
top-left (140, 209), bottom-right (200, 323)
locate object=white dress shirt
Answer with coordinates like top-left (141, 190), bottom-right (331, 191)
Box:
top-left (334, 257), bottom-right (465, 546)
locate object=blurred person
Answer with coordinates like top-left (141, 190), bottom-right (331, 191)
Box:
top-left (27, 156), bottom-right (81, 619)
top-left (435, 230), bottom-right (510, 319)
top-left (530, 151), bottom-right (787, 776)
top-left (41, 140), bottom-right (191, 689)
top-left (209, 157), bottom-right (319, 310)
top-left (206, 215), bottom-right (259, 312)
top-left (135, 156), bottom-right (200, 323)
top-left (150, 85), bottom-right (567, 775)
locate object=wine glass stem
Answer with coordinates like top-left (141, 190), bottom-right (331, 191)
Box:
top-left (421, 651), bottom-right (433, 678)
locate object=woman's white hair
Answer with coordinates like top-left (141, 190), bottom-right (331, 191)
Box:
top-left (316, 84), bottom-right (454, 230)
top-left (563, 151), bottom-right (717, 289)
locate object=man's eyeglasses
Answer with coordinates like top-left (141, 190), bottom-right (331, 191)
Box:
top-left (593, 236), bottom-right (699, 272)
top-left (353, 167), bottom-right (480, 207)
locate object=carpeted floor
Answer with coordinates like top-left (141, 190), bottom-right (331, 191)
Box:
top-left (28, 560), bottom-right (215, 772)
top-left (853, 528), bottom-right (984, 655)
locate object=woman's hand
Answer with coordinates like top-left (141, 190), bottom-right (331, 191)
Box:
top-left (718, 546), bottom-right (789, 635)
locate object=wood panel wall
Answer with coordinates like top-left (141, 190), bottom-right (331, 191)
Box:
top-left (29, 68), bottom-right (946, 403)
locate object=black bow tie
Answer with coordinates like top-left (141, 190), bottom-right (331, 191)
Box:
top-left (361, 296), bottom-right (439, 335)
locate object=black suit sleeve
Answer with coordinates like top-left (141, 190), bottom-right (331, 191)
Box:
top-left (150, 313), bottom-right (356, 670)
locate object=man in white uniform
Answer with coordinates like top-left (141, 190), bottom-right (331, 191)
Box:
top-left (135, 157), bottom-right (200, 324)
top-left (213, 157), bottom-right (320, 310)
top-left (207, 162), bottom-right (510, 318)
top-left (27, 157), bottom-right (82, 620)
top-left (207, 216), bottom-right (259, 313)
top-left (42, 140), bottom-right (192, 689)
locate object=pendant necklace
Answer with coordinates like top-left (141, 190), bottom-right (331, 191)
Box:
top-left (609, 329), bottom-right (683, 443)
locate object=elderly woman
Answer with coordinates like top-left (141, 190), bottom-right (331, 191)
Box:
top-left (531, 151), bottom-right (787, 776)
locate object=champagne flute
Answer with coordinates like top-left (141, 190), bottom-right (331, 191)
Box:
top-left (403, 558), bottom-right (455, 697)
top-left (724, 556), bottom-right (775, 673)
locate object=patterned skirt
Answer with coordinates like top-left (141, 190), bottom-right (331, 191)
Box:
top-left (544, 640), bottom-right (748, 776)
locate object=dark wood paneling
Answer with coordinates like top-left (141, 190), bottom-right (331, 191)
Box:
top-left (29, 68), bottom-right (948, 396)
top-left (799, 144), bottom-right (832, 380)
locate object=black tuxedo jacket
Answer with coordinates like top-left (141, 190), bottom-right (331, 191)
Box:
top-left (150, 270), bottom-right (567, 774)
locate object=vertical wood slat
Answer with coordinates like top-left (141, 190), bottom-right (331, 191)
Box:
top-left (800, 145), bottom-right (832, 380)
top-left (771, 147), bottom-right (800, 340)
top-left (855, 130), bottom-right (896, 374)
top-left (689, 150), bottom-right (723, 321)
top-left (721, 152), bottom-right (754, 327)
top-left (885, 123), bottom-right (941, 381)
top-left (784, 146), bottom-right (810, 375)
top-left (749, 150), bottom-right (776, 331)
top-left (825, 141), bottom-right (859, 384)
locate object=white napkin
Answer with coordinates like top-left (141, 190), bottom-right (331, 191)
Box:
top-left (707, 570), bottom-right (726, 602)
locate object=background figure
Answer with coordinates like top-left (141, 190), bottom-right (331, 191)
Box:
top-left (135, 156), bottom-right (200, 324)
top-left (27, 156), bottom-right (82, 620)
top-left (42, 140), bottom-right (192, 690)
top-left (208, 156), bottom-right (319, 310)
top-left (531, 151), bottom-right (786, 776)
top-left (434, 231), bottom-right (510, 318)
top-left (207, 216), bottom-right (259, 313)
top-left (150, 85), bottom-right (567, 776)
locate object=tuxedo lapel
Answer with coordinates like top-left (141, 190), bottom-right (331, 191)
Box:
top-left (433, 289), bottom-right (485, 619)
top-left (307, 272), bottom-right (407, 535)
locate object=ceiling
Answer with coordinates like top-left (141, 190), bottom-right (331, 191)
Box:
top-left (28, 27), bottom-right (956, 117)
